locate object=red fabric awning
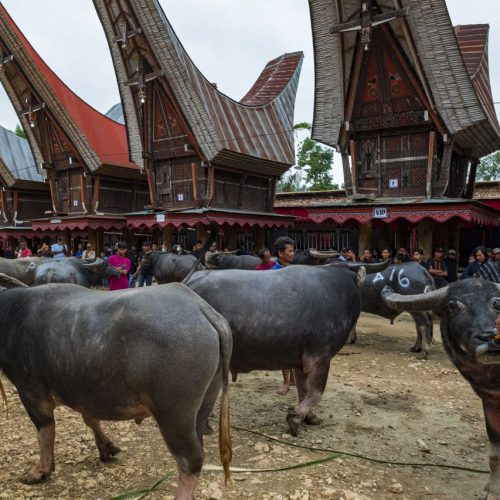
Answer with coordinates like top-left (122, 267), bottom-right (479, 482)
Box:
top-left (31, 216), bottom-right (127, 232)
top-left (276, 203), bottom-right (500, 227)
top-left (127, 212), bottom-right (295, 230)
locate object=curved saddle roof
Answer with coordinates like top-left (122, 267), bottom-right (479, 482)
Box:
top-left (0, 4), bottom-right (136, 171)
top-left (94, 0), bottom-right (303, 175)
top-left (309, 0), bottom-right (500, 159)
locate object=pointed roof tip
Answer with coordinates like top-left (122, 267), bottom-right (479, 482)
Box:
top-left (240, 51), bottom-right (304, 107)
top-left (0, 4), bottom-right (136, 170)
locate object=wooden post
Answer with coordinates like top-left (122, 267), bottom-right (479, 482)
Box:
top-left (162, 225), bottom-right (173, 249)
top-left (464, 159), bottom-right (478, 199)
top-left (196, 223), bottom-right (207, 244)
top-left (349, 140), bottom-right (358, 195)
top-left (417, 219), bottom-right (433, 261)
top-left (88, 228), bottom-right (97, 250)
top-left (255, 227), bottom-right (265, 252)
top-left (63, 228), bottom-right (72, 254)
top-left (358, 220), bottom-right (373, 255)
top-left (425, 131), bottom-right (435, 199)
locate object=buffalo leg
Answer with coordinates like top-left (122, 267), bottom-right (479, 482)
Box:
top-left (286, 357), bottom-right (330, 436)
top-left (346, 325), bottom-right (358, 345)
top-left (293, 367), bottom-right (322, 426)
top-left (18, 395), bottom-right (56, 484)
top-left (82, 414), bottom-right (121, 462)
top-left (410, 312), bottom-right (433, 359)
top-left (196, 368), bottom-right (222, 439)
top-left (154, 408), bottom-right (204, 500)
top-left (482, 399), bottom-right (500, 499)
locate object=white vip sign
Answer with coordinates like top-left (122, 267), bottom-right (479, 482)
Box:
top-left (373, 207), bottom-right (388, 219)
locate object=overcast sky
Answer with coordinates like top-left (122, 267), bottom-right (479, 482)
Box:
top-left (0, 0), bottom-right (498, 183)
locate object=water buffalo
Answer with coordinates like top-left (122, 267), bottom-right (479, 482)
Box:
top-left (0, 277), bottom-right (232, 499)
top-left (293, 249), bottom-right (339, 266)
top-left (33, 258), bottom-right (119, 287)
top-left (186, 261), bottom-right (386, 435)
top-left (382, 279), bottom-right (500, 499)
top-left (0, 256), bottom-right (46, 285)
top-left (351, 263), bottom-right (435, 358)
top-left (145, 251), bottom-right (203, 283)
top-left (206, 252), bottom-right (261, 270)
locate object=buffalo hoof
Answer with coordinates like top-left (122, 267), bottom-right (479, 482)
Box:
top-left (304, 414), bottom-right (322, 426)
top-left (21, 469), bottom-right (51, 485)
top-left (99, 442), bottom-right (121, 462)
top-left (204, 422), bottom-right (215, 435)
top-left (409, 345), bottom-right (422, 353)
top-left (416, 351), bottom-right (429, 361)
top-left (286, 412), bottom-right (301, 437)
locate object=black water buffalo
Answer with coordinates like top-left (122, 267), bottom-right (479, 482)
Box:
top-left (382, 279), bottom-right (500, 499)
top-left (186, 261), bottom-right (386, 435)
top-left (206, 252), bottom-right (261, 270)
top-left (146, 251), bottom-right (203, 283)
top-left (0, 277), bottom-right (232, 499)
top-left (0, 256), bottom-right (46, 285)
top-left (292, 249), bottom-right (339, 266)
top-left (33, 258), bottom-right (119, 287)
top-left (352, 263), bottom-right (435, 358)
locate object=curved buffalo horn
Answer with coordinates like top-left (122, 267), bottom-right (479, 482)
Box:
top-left (81, 258), bottom-right (104, 268)
top-left (0, 272), bottom-right (29, 288)
top-left (309, 249), bottom-right (339, 260)
top-left (382, 285), bottom-right (448, 312)
top-left (346, 259), bottom-right (391, 274)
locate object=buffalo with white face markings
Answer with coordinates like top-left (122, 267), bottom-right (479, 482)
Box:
top-left (0, 256), bottom-right (46, 285)
top-left (0, 276), bottom-right (232, 499)
top-left (353, 262), bottom-right (435, 358)
top-left (382, 279), bottom-right (500, 499)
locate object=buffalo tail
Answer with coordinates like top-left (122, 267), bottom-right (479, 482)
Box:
top-left (0, 375), bottom-right (8, 415)
top-left (200, 300), bottom-right (233, 484)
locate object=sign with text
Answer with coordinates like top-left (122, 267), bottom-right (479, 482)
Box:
top-left (50, 218), bottom-right (61, 224)
top-left (156, 214), bottom-right (166, 223)
top-left (373, 207), bottom-right (388, 219)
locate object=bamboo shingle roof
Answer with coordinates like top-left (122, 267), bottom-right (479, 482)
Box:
top-left (309, 0), bottom-right (500, 159)
top-left (94, 0), bottom-right (303, 176)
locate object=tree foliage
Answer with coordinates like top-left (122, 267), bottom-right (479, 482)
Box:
top-left (477, 151), bottom-right (500, 181)
top-left (277, 122), bottom-right (339, 192)
top-left (14, 124), bottom-right (27, 139)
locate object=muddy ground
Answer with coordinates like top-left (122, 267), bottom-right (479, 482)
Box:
top-left (0, 313), bottom-right (491, 499)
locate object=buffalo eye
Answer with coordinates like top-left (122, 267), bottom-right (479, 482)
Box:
top-left (448, 300), bottom-right (466, 313)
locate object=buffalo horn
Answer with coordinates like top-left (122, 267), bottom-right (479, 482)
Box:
top-left (0, 272), bottom-right (29, 288)
top-left (81, 257), bottom-right (104, 268)
top-left (346, 259), bottom-right (390, 274)
top-left (382, 285), bottom-right (448, 312)
top-left (309, 249), bottom-right (339, 260)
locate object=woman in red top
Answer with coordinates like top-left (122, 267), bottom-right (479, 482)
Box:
top-left (255, 248), bottom-right (274, 270)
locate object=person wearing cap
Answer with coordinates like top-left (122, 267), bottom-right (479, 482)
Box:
top-left (426, 247), bottom-right (448, 288)
top-left (107, 241), bottom-right (131, 291)
top-left (135, 241), bottom-right (154, 287)
top-left (444, 249), bottom-right (458, 283)
top-left (51, 235), bottom-right (69, 260)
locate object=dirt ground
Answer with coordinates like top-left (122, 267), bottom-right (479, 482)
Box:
top-left (0, 313), bottom-right (491, 500)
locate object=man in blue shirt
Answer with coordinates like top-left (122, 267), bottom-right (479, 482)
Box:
top-left (51, 236), bottom-right (69, 260)
top-left (271, 236), bottom-right (296, 395)
top-left (272, 236), bottom-right (295, 270)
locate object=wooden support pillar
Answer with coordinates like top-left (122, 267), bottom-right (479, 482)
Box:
top-left (96, 229), bottom-right (104, 255)
top-left (378, 222), bottom-right (392, 250)
top-left (358, 220), bottom-right (373, 254)
top-left (464, 159), bottom-right (478, 199)
top-left (425, 131), bottom-right (435, 199)
top-left (448, 219), bottom-right (460, 259)
top-left (224, 226), bottom-right (238, 250)
top-left (63, 228), bottom-right (72, 253)
top-left (87, 228), bottom-right (97, 250)
top-left (196, 223), bottom-right (208, 244)
top-left (162, 225), bottom-right (173, 249)
top-left (255, 227), bottom-right (265, 251)
top-left (123, 227), bottom-right (134, 248)
top-left (349, 140), bottom-right (358, 195)
top-left (417, 219), bottom-right (433, 261)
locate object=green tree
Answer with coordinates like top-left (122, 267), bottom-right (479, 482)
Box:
top-left (294, 122), bottom-right (338, 191)
top-left (14, 124), bottom-right (26, 139)
top-left (477, 151), bottom-right (500, 181)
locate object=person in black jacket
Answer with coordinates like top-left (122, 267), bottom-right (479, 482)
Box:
top-left (444, 249), bottom-right (458, 282)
